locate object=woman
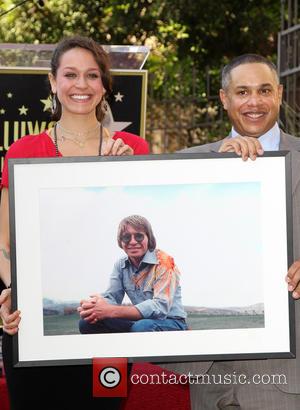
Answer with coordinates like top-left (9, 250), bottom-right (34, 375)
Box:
top-left (0, 35), bottom-right (149, 409)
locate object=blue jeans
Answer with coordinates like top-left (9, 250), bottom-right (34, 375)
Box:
top-left (79, 317), bottom-right (188, 334)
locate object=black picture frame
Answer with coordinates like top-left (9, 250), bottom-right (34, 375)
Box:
top-left (9, 152), bottom-right (295, 367)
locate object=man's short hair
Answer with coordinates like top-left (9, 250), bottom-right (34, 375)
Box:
top-left (117, 215), bottom-right (157, 252)
top-left (221, 54), bottom-right (279, 90)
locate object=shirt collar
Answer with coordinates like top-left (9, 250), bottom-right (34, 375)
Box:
top-left (231, 122), bottom-right (280, 151)
top-left (121, 250), bottom-right (158, 269)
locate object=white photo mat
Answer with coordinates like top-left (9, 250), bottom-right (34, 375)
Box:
top-left (9, 153), bottom-right (294, 366)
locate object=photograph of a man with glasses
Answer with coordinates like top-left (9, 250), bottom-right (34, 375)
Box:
top-left (78, 214), bottom-right (188, 334)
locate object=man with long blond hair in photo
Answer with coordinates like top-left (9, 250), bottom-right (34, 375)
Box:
top-left (78, 215), bottom-right (188, 333)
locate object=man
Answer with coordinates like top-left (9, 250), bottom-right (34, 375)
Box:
top-left (163, 54), bottom-right (300, 409)
top-left (182, 53), bottom-right (299, 157)
top-left (78, 214), bottom-right (187, 333)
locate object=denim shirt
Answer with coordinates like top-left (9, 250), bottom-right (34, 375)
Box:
top-left (102, 249), bottom-right (187, 320)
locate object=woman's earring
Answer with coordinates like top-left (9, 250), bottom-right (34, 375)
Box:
top-left (51, 94), bottom-right (57, 114)
top-left (101, 97), bottom-right (108, 115)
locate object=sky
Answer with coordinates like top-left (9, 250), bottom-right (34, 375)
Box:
top-left (40, 181), bottom-right (263, 307)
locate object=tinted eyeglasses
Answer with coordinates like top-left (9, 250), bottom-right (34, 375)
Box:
top-left (121, 232), bottom-right (145, 244)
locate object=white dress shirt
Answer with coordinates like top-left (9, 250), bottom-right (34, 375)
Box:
top-left (231, 122), bottom-right (280, 151)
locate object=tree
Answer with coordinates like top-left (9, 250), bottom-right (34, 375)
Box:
top-left (0, 0), bottom-right (282, 150)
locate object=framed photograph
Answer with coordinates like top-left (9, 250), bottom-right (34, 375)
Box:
top-left (9, 152), bottom-right (294, 367)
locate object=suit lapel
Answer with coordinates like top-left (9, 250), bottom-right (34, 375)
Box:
top-left (279, 131), bottom-right (295, 150)
top-left (279, 131), bottom-right (300, 194)
top-left (210, 139), bottom-right (224, 152)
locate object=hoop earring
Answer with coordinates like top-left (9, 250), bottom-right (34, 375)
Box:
top-left (51, 94), bottom-right (57, 114)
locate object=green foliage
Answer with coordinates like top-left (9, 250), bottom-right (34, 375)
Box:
top-left (0, 1), bottom-right (280, 62)
top-left (0, 0), bottom-right (282, 150)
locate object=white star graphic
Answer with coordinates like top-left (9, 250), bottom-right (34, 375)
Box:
top-left (7, 92), bottom-right (13, 99)
top-left (40, 96), bottom-right (52, 112)
top-left (102, 104), bottom-right (131, 133)
top-left (18, 105), bottom-right (28, 115)
top-left (114, 92), bottom-right (124, 102)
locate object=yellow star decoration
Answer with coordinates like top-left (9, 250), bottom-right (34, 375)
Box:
top-left (19, 105), bottom-right (28, 115)
top-left (0, 108), bottom-right (5, 114)
top-left (7, 92), bottom-right (13, 98)
top-left (40, 96), bottom-right (52, 112)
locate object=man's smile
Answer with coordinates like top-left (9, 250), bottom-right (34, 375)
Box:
top-left (242, 111), bottom-right (266, 119)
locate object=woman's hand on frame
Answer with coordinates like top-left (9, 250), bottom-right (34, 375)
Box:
top-left (103, 138), bottom-right (134, 156)
top-left (0, 288), bottom-right (21, 335)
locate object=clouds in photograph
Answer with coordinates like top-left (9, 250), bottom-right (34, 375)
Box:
top-left (40, 181), bottom-right (262, 307)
